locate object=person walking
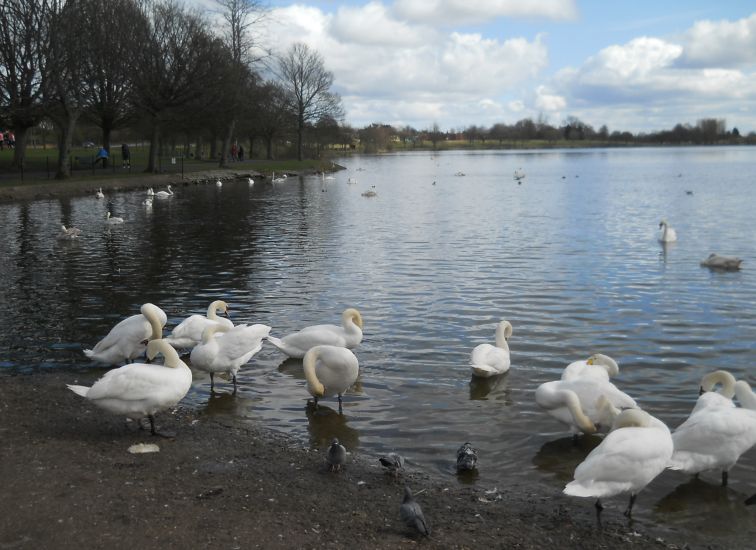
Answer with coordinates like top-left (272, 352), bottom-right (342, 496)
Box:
top-left (94, 146), bottom-right (109, 167)
top-left (121, 143), bottom-right (130, 168)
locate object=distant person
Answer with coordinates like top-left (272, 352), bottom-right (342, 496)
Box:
top-left (231, 143), bottom-right (238, 161)
top-left (121, 143), bottom-right (130, 168)
top-left (0, 131), bottom-right (4, 150)
top-left (94, 146), bottom-right (109, 167)
top-left (238, 145), bottom-right (244, 161)
top-left (8, 132), bottom-right (14, 148)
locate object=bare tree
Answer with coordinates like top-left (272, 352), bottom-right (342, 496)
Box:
top-left (240, 80), bottom-right (290, 160)
top-left (278, 42), bottom-right (343, 161)
top-left (0, 0), bottom-right (52, 170)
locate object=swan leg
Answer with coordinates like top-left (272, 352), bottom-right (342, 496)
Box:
top-left (572, 433), bottom-right (580, 445)
top-left (232, 374), bottom-right (237, 393)
top-left (149, 414), bottom-right (175, 439)
top-left (595, 499), bottom-right (603, 526)
top-left (338, 394), bottom-right (343, 414)
top-left (210, 372), bottom-right (215, 392)
top-left (722, 471), bottom-right (728, 487)
top-left (623, 494), bottom-right (636, 517)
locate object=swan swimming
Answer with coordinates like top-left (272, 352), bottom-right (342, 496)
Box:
top-left (267, 308), bottom-right (363, 358)
top-left (470, 320), bottom-right (512, 378)
top-left (95, 188), bottom-right (104, 199)
top-left (155, 185), bottom-right (173, 198)
top-left (302, 345), bottom-right (359, 413)
top-left (248, 177), bottom-right (254, 186)
top-left (564, 408), bottom-right (673, 519)
top-left (68, 339), bottom-right (192, 437)
top-left (106, 211), bottom-right (124, 224)
top-left (147, 187), bottom-right (155, 196)
top-left (83, 303), bottom-right (167, 365)
top-left (658, 220), bottom-right (677, 243)
top-left (561, 354), bottom-right (619, 382)
top-left (216, 179), bottom-right (222, 187)
top-left (700, 253), bottom-right (742, 271)
top-left (165, 300), bottom-right (234, 349)
top-left (58, 225), bottom-right (82, 240)
top-left (189, 323), bottom-right (271, 391)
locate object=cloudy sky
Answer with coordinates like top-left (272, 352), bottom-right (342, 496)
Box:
top-left (201, 0), bottom-right (756, 134)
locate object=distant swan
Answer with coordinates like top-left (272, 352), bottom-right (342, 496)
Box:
top-left (216, 179), bottom-right (222, 187)
top-left (68, 339), bottom-right (192, 437)
top-left (361, 190), bottom-right (377, 197)
top-left (106, 211), bottom-right (124, 224)
top-left (561, 354), bottom-right (619, 382)
top-left (700, 253), bottom-right (742, 271)
top-left (58, 225), bottom-right (82, 239)
top-left (658, 220), bottom-right (677, 243)
top-left (267, 308), bottom-right (363, 359)
top-left (83, 303), bottom-right (167, 365)
top-left (147, 187), bottom-right (155, 196)
top-left (513, 168), bottom-right (525, 181)
top-left (303, 345), bottom-right (359, 412)
top-left (165, 300), bottom-right (234, 349)
top-left (155, 185), bottom-right (173, 198)
top-left (96, 188), bottom-right (104, 199)
top-left (470, 320), bottom-right (512, 378)
top-left (248, 177), bottom-right (254, 186)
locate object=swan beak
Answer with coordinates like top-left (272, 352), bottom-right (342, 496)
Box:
top-left (587, 358), bottom-right (594, 365)
top-left (698, 386), bottom-right (704, 396)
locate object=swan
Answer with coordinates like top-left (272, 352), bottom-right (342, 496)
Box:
top-left (272, 172), bottom-right (286, 183)
top-left (68, 339), bottom-right (192, 437)
top-left (155, 185), bottom-right (173, 198)
top-left (735, 380), bottom-right (756, 410)
top-left (302, 345), bottom-right (359, 412)
top-left (361, 190), bottom-right (377, 197)
top-left (267, 308), bottom-right (363, 358)
top-left (535, 376), bottom-right (637, 435)
top-left (700, 253), bottom-right (742, 271)
top-left (105, 211), bottom-right (124, 224)
top-left (189, 323), bottom-right (271, 391)
top-left (347, 177), bottom-right (357, 185)
top-left (470, 320), bottom-right (512, 378)
top-left (248, 177), bottom-right (254, 186)
top-left (58, 225), bottom-right (82, 239)
top-left (561, 353), bottom-right (619, 382)
top-left (84, 303), bottom-right (167, 365)
top-left (216, 179), bottom-right (222, 187)
top-left (564, 408), bottom-right (673, 519)
top-left (147, 187), bottom-right (155, 196)
top-left (95, 187), bottom-right (104, 199)
top-left (143, 197), bottom-right (153, 207)
top-left (165, 300), bottom-right (234, 349)
top-left (513, 168), bottom-right (525, 181)
top-left (658, 220), bottom-right (677, 243)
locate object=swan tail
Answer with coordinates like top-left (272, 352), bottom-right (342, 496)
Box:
top-left (563, 481), bottom-right (597, 497)
top-left (83, 349), bottom-right (95, 358)
top-left (67, 384), bottom-right (90, 397)
top-left (471, 364), bottom-right (497, 378)
top-left (266, 335), bottom-right (286, 351)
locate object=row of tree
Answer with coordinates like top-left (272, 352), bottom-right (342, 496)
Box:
top-left (0, 0), bottom-right (343, 177)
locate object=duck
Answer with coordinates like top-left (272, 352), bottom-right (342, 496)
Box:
top-left (535, 376), bottom-right (637, 435)
top-left (326, 438), bottom-right (347, 472)
top-left (400, 486), bottom-right (431, 537)
top-left (68, 339), bottom-right (192, 437)
top-left (267, 308), bottom-right (363, 358)
top-left (658, 220), bottom-right (677, 243)
top-left (105, 211), bottom-right (124, 224)
top-left (302, 345), bottom-right (359, 413)
top-left (147, 187), bottom-right (155, 196)
top-left (155, 185), bottom-right (173, 198)
top-left (165, 300), bottom-right (234, 349)
top-left (58, 225), bottom-right (82, 240)
top-left (564, 408), bottom-right (673, 519)
top-left (95, 187), bottom-right (104, 199)
top-left (189, 323), bottom-right (271, 392)
top-left (83, 303), bottom-right (167, 365)
top-left (561, 353), bottom-right (619, 382)
top-left (470, 320), bottom-right (512, 378)
top-left (700, 253), bottom-right (742, 271)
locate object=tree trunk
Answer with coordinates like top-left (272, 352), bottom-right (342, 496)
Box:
top-left (146, 123), bottom-right (159, 173)
top-left (11, 126), bottom-right (30, 170)
top-left (55, 114), bottom-right (78, 179)
top-left (101, 124), bottom-right (112, 168)
top-left (265, 135), bottom-right (274, 160)
top-left (297, 114), bottom-right (304, 161)
top-left (209, 133), bottom-right (218, 160)
top-left (196, 135), bottom-right (204, 160)
top-left (219, 119), bottom-right (236, 168)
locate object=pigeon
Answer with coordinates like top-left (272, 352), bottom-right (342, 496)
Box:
top-left (456, 442), bottom-right (478, 472)
top-left (379, 452), bottom-right (405, 478)
top-left (326, 438), bottom-right (346, 472)
top-left (400, 486), bottom-right (430, 537)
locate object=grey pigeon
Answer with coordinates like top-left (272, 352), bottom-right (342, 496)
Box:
top-left (456, 442), bottom-right (478, 472)
top-left (400, 486), bottom-right (430, 537)
top-left (379, 452), bottom-right (405, 478)
top-left (326, 438), bottom-right (346, 472)
top-left (701, 253), bottom-right (743, 271)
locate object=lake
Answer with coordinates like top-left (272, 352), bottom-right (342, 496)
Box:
top-left (2, 146), bottom-right (756, 543)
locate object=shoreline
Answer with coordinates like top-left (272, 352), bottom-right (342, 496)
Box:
top-left (0, 369), bottom-right (699, 549)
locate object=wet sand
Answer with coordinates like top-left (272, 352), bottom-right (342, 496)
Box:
top-left (0, 370), bottom-right (700, 549)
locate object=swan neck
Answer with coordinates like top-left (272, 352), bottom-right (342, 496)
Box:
top-left (147, 339), bottom-right (181, 368)
top-left (141, 303), bottom-right (164, 341)
top-left (303, 348), bottom-right (325, 396)
top-left (735, 381), bottom-right (756, 410)
top-left (206, 300), bottom-right (226, 320)
top-left (495, 321), bottom-right (512, 348)
top-left (562, 390), bottom-right (596, 434)
top-left (701, 370), bottom-right (736, 398)
top-left (201, 324), bottom-right (225, 343)
top-left (343, 308), bottom-right (363, 330)
top-left (611, 408), bottom-right (650, 429)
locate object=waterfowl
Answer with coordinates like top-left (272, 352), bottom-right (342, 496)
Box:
top-left (216, 179), bottom-right (222, 187)
top-left (561, 353), bottom-right (619, 382)
top-left (470, 320), bottom-right (512, 378)
top-left (361, 190), bottom-right (377, 197)
top-left (267, 308), bottom-right (363, 358)
top-left (564, 408), bottom-right (673, 519)
top-left (189, 323), bottom-right (271, 391)
top-left (456, 442), bottom-right (478, 472)
top-left (143, 197), bottom-right (153, 207)
top-left (379, 452), bottom-right (405, 478)
top-left (326, 438), bottom-right (346, 472)
top-left (400, 486), bottom-right (431, 537)
top-left (165, 300), bottom-right (234, 349)
top-left (248, 177), bottom-right (254, 186)
top-left (155, 185), bottom-right (173, 198)
top-left (83, 303), bottom-right (167, 365)
top-left (68, 339), bottom-right (192, 436)
top-left (95, 188), bottom-right (104, 199)
top-left (513, 168), bottom-right (525, 181)
top-left (147, 187), bottom-right (155, 196)
top-left (658, 220), bottom-right (677, 243)
top-left (106, 211), bottom-right (124, 224)
top-left (700, 253), bottom-right (742, 271)
top-left (302, 345), bottom-right (359, 412)
top-left (58, 225), bottom-right (82, 240)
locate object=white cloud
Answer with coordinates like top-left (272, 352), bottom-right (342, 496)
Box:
top-left (393, 0), bottom-right (577, 25)
top-left (534, 85), bottom-right (565, 111)
top-left (680, 13), bottom-right (756, 68)
top-left (507, 100), bottom-right (525, 112)
top-left (330, 2), bottom-right (432, 47)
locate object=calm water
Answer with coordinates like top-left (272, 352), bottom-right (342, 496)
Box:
top-left (2, 147), bottom-right (756, 543)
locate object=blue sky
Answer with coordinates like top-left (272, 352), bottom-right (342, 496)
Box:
top-left (200, 0), bottom-right (756, 134)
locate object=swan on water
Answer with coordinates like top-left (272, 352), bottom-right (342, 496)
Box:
top-left (658, 220), bottom-right (677, 243)
top-left (326, 438), bottom-right (347, 472)
top-left (564, 408), bottom-right (673, 519)
top-left (248, 177), bottom-right (254, 186)
top-left (68, 339), bottom-right (192, 437)
top-left (95, 188), bottom-right (104, 199)
top-left (361, 190), bottom-right (377, 197)
top-left (83, 303), bottom-right (167, 365)
top-left (700, 253), bottom-right (742, 271)
top-left (216, 179), bottom-right (222, 187)
top-left (267, 308), bottom-right (363, 358)
top-left (106, 211), bottom-right (124, 224)
top-left (155, 185), bottom-right (173, 198)
top-left (147, 187), bottom-right (155, 196)
top-left (470, 320), bottom-right (512, 378)
top-left (189, 323), bottom-right (271, 392)
top-left (165, 300), bottom-right (234, 349)
top-left (302, 345), bottom-right (359, 413)
top-left (58, 225), bottom-right (82, 240)
top-left (561, 353), bottom-right (619, 382)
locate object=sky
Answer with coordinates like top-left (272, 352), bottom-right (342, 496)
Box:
top-left (198, 0), bottom-right (756, 134)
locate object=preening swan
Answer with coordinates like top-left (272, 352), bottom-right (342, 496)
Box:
top-left (303, 345), bottom-right (359, 413)
top-left (267, 308), bottom-right (363, 359)
top-left (700, 253), bottom-right (742, 271)
top-left (165, 300), bottom-right (234, 349)
top-left (147, 187), bottom-right (155, 196)
top-left (470, 320), bottom-right (512, 378)
top-left (248, 177), bottom-right (254, 186)
top-left (535, 376), bottom-right (637, 435)
top-left (155, 185), bottom-right (173, 198)
top-left (68, 339), bottom-right (192, 436)
top-left (561, 353), bottom-right (619, 382)
top-left (95, 187), bottom-right (104, 199)
top-left (658, 220), bottom-right (677, 243)
top-left (564, 408), bottom-right (673, 519)
top-left (189, 323), bottom-right (271, 391)
top-left (83, 303), bottom-right (167, 365)
top-left (58, 225), bottom-right (82, 240)
top-left (106, 211), bottom-right (124, 224)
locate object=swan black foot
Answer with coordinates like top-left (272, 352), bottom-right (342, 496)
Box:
top-left (722, 471), bottom-right (728, 487)
top-left (623, 494), bottom-right (636, 518)
top-left (149, 414), bottom-right (175, 439)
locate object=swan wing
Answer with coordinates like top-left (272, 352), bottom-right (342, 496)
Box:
top-left (215, 324), bottom-right (271, 363)
top-left (561, 360), bottom-right (610, 382)
top-left (87, 363), bottom-right (181, 402)
top-left (470, 344), bottom-right (510, 376)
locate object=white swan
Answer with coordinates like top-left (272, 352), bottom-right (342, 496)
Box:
top-left (535, 376), bottom-right (637, 435)
top-left (513, 168), bottom-right (525, 181)
top-left (95, 187), bottom-right (104, 199)
top-left (561, 353), bottom-right (619, 382)
top-left (155, 185), bottom-right (173, 198)
top-left (165, 300), bottom-right (233, 349)
top-left (361, 190), bottom-right (377, 197)
top-left (267, 308), bottom-right (363, 359)
top-left (83, 303), bottom-right (167, 365)
top-left (68, 339), bottom-right (192, 436)
top-left (248, 177), bottom-right (254, 186)
top-left (700, 253), bottom-right (742, 271)
top-left (216, 179), bottom-right (222, 187)
top-left (143, 197), bottom-right (153, 207)
top-left (692, 370), bottom-right (737, 413)
top-left (564, 408), bottom-right (673, 518)
top-left (105, 211), bottom-right (124, 224)
top-left (303, 345), bottom-right (359, 412)
top-left (58, 225), bottom-right (82, 240)
top-left (189, 323), bottom-right (271, 391)
top-left (735, 379), bottom-right (756, 410)
top-left (658, 220), bottom-right (677, 243)
top-left (272, 172), bottom-right (286, 183)
top-left (470, 320), bottom-right (512, 378)
top-left (147, 187), bottom-right (155, 196)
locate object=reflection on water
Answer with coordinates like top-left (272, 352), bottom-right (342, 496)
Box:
top-left (3, 147), bottom-right (756, 545)
top-left (532, 435), bottom-right (603, 482)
